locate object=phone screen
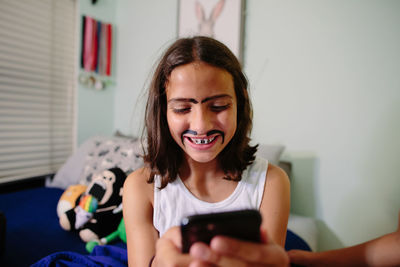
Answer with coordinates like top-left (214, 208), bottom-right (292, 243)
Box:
top-left (180, 209), bottom-right (262, 253)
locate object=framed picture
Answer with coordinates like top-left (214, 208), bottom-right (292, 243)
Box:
top-left (178, 0), bottom-right (244, 61)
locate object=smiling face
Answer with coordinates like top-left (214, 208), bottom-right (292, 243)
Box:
top-left (166, 62), bottom-right (237, 164)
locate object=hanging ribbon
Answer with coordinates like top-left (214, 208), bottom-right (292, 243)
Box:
top-left (81, 16), bottom-right (113, 76)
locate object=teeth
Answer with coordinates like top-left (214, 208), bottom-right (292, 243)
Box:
top-left (191, 137), bottom-right (215, 145)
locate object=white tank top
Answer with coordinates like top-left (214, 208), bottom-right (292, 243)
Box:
top-left (153, 157), bottom-right (268, 237)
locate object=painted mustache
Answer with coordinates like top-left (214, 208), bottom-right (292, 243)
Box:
top-left (181, 129), bottom-right (225, 145)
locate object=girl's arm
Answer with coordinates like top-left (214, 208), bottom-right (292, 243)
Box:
top-left (288, 232), bottom-right (400, 267)
top-left (259, 163), bottom-right (291, 247)
top-left (123, 167), bottom-right (158, 267)
top-left (288, 212), bottom-right (400, 267)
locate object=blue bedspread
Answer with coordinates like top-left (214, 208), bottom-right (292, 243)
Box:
top-left (0, 187), bottom-right (89, 266)
top-left (32, 230), bottom-right (309, 267)
top-left (0, 186), bottom-right (310, 266)
top-left (31, 229), bottom-right (309, 266)
top-left (32, 245), bottom-right (127, 267)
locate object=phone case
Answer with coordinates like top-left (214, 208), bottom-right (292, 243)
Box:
top-left (180, 209), bottom-right (262, 253)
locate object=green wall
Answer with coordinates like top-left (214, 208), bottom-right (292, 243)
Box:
top-left (77, 0), bottom-right (117, 145)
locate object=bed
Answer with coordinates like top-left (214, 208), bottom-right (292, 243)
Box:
top-left (0, 135), bottom-right (317, 266)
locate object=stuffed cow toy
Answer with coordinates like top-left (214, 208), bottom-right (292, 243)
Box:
top-left (59, 167), bottom-right (127, 242)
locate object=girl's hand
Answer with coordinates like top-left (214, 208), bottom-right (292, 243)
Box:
top-left (153, 226), bottom-right (192, 267)
top-left (287, 249), bottom-right (317, 266)
top-left (188, 231), bottom-right (289, 267)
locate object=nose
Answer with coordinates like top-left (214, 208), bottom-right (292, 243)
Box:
top-left (190, 107), bottom-right (213, 135)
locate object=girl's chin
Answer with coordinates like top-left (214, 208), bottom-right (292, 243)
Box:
top-left (184, 151), bottom-right (219, 164)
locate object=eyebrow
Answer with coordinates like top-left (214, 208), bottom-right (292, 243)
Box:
top-left (167, 94), bottom-right (232, 104)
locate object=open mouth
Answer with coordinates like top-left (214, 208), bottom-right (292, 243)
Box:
top-left (88, 181), bottom-right (106, 201)
top-left (187, 136), bottom-right (217, 145)
top-left (181, 130), bottom-right (225, 146)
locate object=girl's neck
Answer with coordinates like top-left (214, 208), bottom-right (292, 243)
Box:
top-left (179, 155), bottom-right (238, 203)
top-left (179, 156), bottom-right (222, 181)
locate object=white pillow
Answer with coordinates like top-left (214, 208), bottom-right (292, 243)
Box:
top-left (256, 144), bottom-right (285, 165)
top-left (47, 135), bottom-right (145, 189)
top-left (46, 136), bottom-right (100, 189)
top-left (78, 136), bottom-right (144, 185)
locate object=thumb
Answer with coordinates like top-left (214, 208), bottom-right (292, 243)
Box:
top-left (260, 227), bottom-right (269, 244)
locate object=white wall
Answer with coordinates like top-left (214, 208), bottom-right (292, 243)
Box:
top-left (112, 0), bottom-right (400, 250)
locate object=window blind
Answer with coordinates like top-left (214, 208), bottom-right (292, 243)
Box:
top-left (0, 0), bottom-right (77, 183)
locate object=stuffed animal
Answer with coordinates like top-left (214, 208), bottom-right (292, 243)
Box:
top-left (85, 218), bottom-right (126, 253)
top-left (59, 167), bottom-right (127, 243)
top-left (57, 184), bottom-right (87, 218)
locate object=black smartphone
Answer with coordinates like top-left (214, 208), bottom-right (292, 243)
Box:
top-left (180, 209), bottom-right (262, 253)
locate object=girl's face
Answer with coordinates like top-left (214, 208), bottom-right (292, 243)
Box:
top-left (166, 62), bottom-right (237, 164)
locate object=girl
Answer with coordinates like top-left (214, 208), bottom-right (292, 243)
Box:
top-left (123, 36), bottom-right (290, 266)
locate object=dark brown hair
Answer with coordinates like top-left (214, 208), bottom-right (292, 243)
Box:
top-left (144, 36), bottom-right (257, 188)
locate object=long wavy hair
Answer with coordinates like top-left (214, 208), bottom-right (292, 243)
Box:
top-left (144, 36), bottom-right (257, 188)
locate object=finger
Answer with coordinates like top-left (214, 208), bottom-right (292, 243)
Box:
top-left (188, 259), bottom-right (215, 267)
top-left (190, 242), bottom-right (266, 267)
top-left (192, 253), bottom-right (266, 267)
top-left (190, 242), bottom-right (220, 263)
top-left (162, 226), bottom-right (182, 249)
top-left (210, 236), bottom-right (289, 265)
top-left (189, 242), bottom-right (282, 267)
top-left (260, 227), bottom-right (270, 244)
top-left (190, 243), bottom-right (244, 267)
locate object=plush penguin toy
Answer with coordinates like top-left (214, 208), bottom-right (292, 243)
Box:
top-left (59, 167), bottom-right (127, 242)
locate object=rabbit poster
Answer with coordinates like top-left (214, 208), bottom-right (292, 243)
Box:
top-left (178, 0), bottom-right (244, 60)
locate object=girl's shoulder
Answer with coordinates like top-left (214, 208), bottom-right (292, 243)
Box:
top-left (249, 157), bottom-right (289, 192)
top-left (123, 166), bottom-right (154, 203)
top-left (128, 166), bottom-right (151, 179)
top-left (248, 157), bottom-right (286, 177)
top-left (249, 157), bottom-right (289, 180)
top-left (125, 166), bottom-right (151, 183)
top-left (266, 162), bottom-right (290, 187)
top-left (267, 162), bottom-right (286, 174)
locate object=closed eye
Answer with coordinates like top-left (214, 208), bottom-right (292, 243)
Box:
top-left (211, 104), bottom-right (230, 112)
top-left (173, 107), bottom-right (191, 114)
